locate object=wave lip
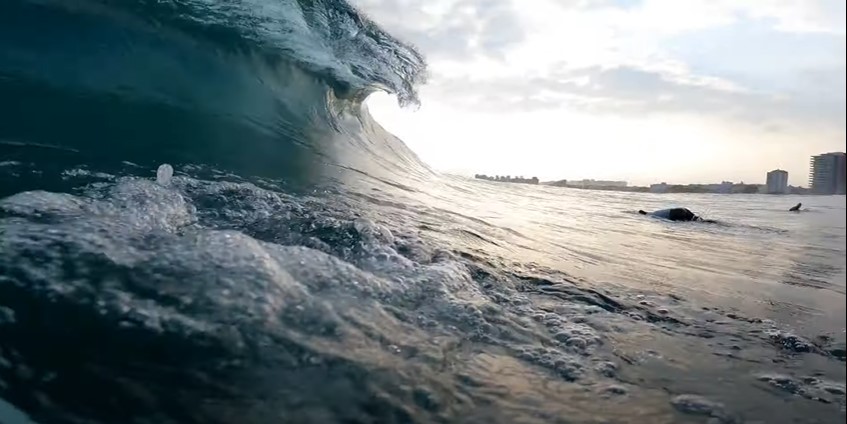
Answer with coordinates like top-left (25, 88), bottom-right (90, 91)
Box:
top-left (5, 0), bottom-right (426, 104)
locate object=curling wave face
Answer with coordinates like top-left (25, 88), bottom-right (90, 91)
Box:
top-left (0, 0), bottom-right (429, 193)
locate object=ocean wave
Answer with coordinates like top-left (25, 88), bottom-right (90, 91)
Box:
top-left (2, 0), bottom-right (426, 103)
top-left (0, 0), bottom-right (428, 187)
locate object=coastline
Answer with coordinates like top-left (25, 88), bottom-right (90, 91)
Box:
top-left (472, 175), bottom-right (818, 195)
top-left (542, 184), bottom-right (821, 195)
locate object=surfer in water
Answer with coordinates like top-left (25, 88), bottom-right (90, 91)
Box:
top-left (789, 202), bottom-right (801, 212)
top-left (638, 207), bottom-right (716, 223)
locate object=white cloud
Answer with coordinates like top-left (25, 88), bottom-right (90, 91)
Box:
top-left (741, 0), bottom-right (846, 34)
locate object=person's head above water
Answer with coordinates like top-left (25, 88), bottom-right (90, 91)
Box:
top-left (638, 210), bottom-right (648, 215)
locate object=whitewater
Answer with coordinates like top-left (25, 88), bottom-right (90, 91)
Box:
top-left (0, 1), bottom-right (845, 423)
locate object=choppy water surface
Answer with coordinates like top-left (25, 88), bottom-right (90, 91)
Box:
top-left (1, 164), bottom-right (844, 424)
top-left (450, 182), bottom-right (846, 338)
top-left (1, 0), bottom-right (845, 423)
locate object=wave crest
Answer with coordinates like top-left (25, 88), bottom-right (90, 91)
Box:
top-left (0, 0), bottom-right (429, 182)
top-left (72, 0), bottom-right (428, 104)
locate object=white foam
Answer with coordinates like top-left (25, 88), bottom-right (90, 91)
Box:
top-left (670, 394), bottom-right (727, 419)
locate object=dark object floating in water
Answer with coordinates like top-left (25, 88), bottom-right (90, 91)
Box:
top-left (638, 208), bottom-right (715, 223)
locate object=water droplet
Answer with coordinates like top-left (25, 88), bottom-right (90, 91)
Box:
top-left (156, 164), bottom-right (173, 186)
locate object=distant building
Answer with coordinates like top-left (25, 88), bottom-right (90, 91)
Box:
top-left (787, 185), bottom-right (810, 195)
top-left (545, 179), bottom-right (568, 187)
top-left (706, 181), bottom-right (734, 194)
top-left (574, 179), bottom-right (627, 188)
top-left (809, 152), bottom-right (846, 194)
top-left (650, 182), bottom-right (668, 193)
top-left (649, 181), bottom-right (730, 193)
top-left (766, 169), bottom-right (788, 194)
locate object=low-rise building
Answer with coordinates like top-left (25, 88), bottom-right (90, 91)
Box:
top-left (650, 182), bottom-right (668, 193)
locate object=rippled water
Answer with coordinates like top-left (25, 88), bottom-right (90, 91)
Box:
top-left (1, 163), bottom-right (844, 424)
top-left (440, 180), bottom-right (847, 337)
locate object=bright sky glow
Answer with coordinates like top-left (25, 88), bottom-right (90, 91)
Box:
top-left (354, 0), bottom-right (846, 186)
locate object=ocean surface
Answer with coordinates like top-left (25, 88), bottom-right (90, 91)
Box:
top-left (0, 1), bottom-right (845, 423)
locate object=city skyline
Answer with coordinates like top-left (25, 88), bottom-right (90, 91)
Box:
top-left (467, 151), bottom-right (846, 191)
top-left (432, 147), bottom-right (842, 187)
top-left (357, 0), bottom-right (845, 186)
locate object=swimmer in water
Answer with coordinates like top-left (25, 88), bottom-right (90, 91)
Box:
top-left (789, 202), bottom-right (801, 212)
top-left (638, 207), bottom-right (716, 223)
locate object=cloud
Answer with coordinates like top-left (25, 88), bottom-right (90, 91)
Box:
top-left (354, 0), bottom-right (846, 135)
top-left (353, 0), bottom-right (525, 60)
top-left (422, 61), bottom-right (845, 131)
top-left (555, 0), bottom-right (846, 36)
top-left (741, 0), bottom-right (846, 34)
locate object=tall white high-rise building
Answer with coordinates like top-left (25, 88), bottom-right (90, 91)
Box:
top-left (766, 169), bottom-right (788, 194)
top-left (809, 152), bottom-right (846, 195)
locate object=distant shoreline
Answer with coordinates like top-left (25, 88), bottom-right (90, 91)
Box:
top-left (472, 175), bottom-right (822, 195)
top-left (540, 184), bottom-right (827, 195)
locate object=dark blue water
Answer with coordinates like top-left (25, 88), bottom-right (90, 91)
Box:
top-left (1, 1), bottom-right (845, 423)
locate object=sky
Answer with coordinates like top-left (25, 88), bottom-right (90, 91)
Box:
top-left (351, 0), bottom-right (846, 186)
